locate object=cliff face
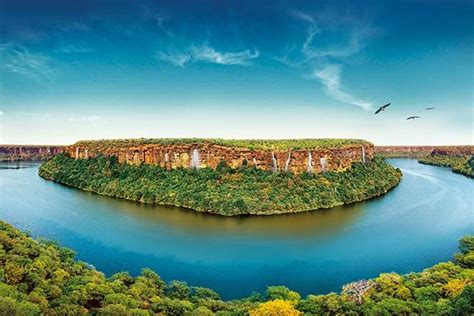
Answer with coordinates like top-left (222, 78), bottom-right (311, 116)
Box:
top-left (0, 145), bottom-right (64, 161)
top-left (65, 142), bottom-right (374, 174)
top-left (374, 146), bottom-right (474, 158)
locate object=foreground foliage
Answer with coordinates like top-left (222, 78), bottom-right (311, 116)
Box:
top-left (419, 155), bottom-right (474, 178)
top-left (73, 138), bottom-right (369, 151)
top-left (39, 154), bottom-right (401, 216)
top-left (0, 221), bottom-right (473, 315)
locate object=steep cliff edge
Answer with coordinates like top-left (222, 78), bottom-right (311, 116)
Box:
top-left (65, 138), bottom-right (373, 174)
top-left (0, 145), bottom-right (64, 161)
top-left (39, 138), bottom-right (401, 216)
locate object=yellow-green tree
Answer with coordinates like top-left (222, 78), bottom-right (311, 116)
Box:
top-left (250, 299), bottom-right (302, 316)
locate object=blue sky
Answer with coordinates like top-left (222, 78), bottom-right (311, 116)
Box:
top-left (0, 0), bottom-right (472, 145)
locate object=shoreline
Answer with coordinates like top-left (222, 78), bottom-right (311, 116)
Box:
top-left (38, 154), bottom-right (402, 216)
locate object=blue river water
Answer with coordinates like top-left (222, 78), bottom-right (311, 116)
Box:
top-left (0, 159), bottom-right (472, 299)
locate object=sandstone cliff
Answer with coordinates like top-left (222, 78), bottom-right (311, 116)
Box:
top-left (65, 139), bottom-right (374, 174)
top-left (0, 145), bottom-right (64, 161)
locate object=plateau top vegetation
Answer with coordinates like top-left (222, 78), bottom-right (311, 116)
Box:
top-left (72, 138), bottom-right (371, 151)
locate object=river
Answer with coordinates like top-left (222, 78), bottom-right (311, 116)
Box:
top-left (0, 159), bottom-right (472, 299)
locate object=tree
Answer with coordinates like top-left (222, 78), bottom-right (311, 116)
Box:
top-left (443, 279), bottom-right (470, 298)
top-left (449, 285), bottom-right (474, 316)
top-left (342, 280), bottom-right (374, 304)
top-left (266, 286), bottom-right (300, 303)
top-left (250, 299), bottom-right (302, 316)
top-left (190, 286), bottom-right (220, 301)
top-left (166, 280), bottom-right (190, 300)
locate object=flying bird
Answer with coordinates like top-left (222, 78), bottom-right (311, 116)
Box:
top-left (425, 107), bottom-right (436, 110)
top-left (406, 116), bottom-right (421, 120)
top-left (374, 103), bottom-right (391, 115)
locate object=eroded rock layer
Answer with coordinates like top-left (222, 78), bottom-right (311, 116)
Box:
top-left (65, 140), bottom-right (374, 174)
top-left (0, 145), bottom-right (64, 161)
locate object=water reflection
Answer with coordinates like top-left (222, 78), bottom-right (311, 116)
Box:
top-left (0, 161), bottom-right (38, 169)
top-left (75, 188), bottom-right (364, 238)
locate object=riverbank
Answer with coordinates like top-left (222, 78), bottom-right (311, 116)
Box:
top-left (0, 220), bottom-right (472, 315)
top-left (419, 155), bottom-right (474, 178)
top-left (38, 154), bottom-right (401, 216)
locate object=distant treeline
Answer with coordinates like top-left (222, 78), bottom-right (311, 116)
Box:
top-left (0, 220), bottom-right (473, 315)
top-left (375, 146), bottom-right (474, 159)
top-left (419, 155), bottom-right (474, 178)
top-left (38, 154), bottom-right (401, 216)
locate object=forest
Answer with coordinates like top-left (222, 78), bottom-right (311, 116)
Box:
top-left (0, 220), bottom-right (472, 315)
top-left (72, 138), bottom-right (370, 151)
top-left (38, 154), bottom-right (401, 216)
top-left (419, 155), bottom-right (474, 178)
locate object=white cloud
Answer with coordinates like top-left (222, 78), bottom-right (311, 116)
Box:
top-left (290, 9), bottom-right (377, 61)
top-left (0, 42), bottom-right (55, 82)
top-left (290, 10), bottom-right (316, 24)
top-left (156, 51), bottom-right (191, 68)
top-left (312, 65), bottom-right (373, 111)
top-left (68, 115), bottom-right (102, 124)
top-left (142, 7), bottom-right (175, 37)
top-left (190, 45), bottom-right (259, 65)
top-left (276, 10), bottom-right (376, 111)
top-left (0, 111), bottom-right (4, 116)
top-left (156, 45), bottom-right (259, 67)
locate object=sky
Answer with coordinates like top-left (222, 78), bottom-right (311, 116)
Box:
top-left (0, 0), bottom-right (472, 145)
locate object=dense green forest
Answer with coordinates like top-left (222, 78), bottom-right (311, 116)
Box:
top-left (39, 154), bottom-right (401, 216)
top-left (419, 155), bottom-right (474, 178)
top-left (0, 220), bottom-right (472, 315)
top-left (73, 138), bottom-right (369, 151)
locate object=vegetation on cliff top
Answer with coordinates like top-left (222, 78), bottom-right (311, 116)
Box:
top-left (73, 138), bottom-right (370, 151)
top-left (39, 154), bottom-right (401, 216)
top-left (1, 220), bottom-right (473, 315)
top-left (419, 155), bottom-right (474, 178)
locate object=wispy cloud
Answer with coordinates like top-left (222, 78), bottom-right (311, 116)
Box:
top-left (156, 45), bottom-right (259, 67)
top-left (191, 45), bottom-right (259, 65)
top-left (142, 7), bottom-right (175, 37)
top-left (277, 10), bottom-right (377, 110)
top-left (0, 111), bottom-right (5, 116)
top-left (156, 51), bottom-right (191, 68)
top-left (0, 42), bottom-right (55, 82)
top-left (312, 65), bottom-right (372, 111)
top-left (292, 10), bottom-right (375, 61)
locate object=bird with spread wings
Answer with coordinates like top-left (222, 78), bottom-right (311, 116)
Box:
top-left (374, 103), bottom-right (391, 114)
